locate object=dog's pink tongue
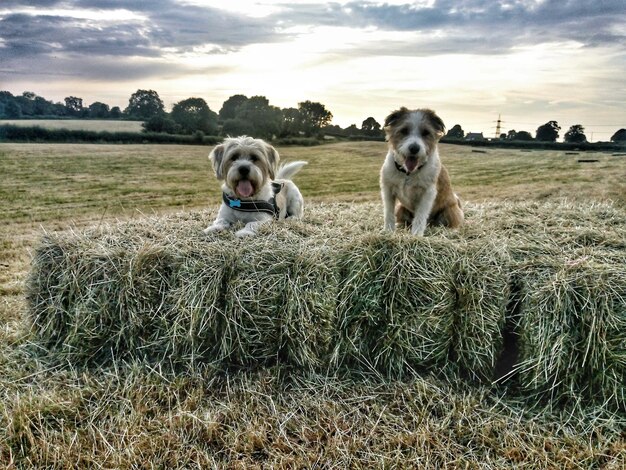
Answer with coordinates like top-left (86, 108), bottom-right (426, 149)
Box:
top-left (236, 180), bottom-right (254, 198)
top-left (405, 158), bottom-right (418, 173)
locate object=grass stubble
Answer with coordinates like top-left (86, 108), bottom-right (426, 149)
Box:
top-left (1, 142), bottom-right (625, 468)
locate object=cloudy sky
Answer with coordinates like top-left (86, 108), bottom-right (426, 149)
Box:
top-left (1, 0), bottom-right (625, 140)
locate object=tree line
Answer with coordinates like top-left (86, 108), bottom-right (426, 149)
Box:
top-left (0, 89), bottom-right (385, 140)
top-left (0, 91), bottom-right (124, 119)
top-left (446, 121), bottom-right (626, 143)
top-left (3, 89), bottom-right (622, 143)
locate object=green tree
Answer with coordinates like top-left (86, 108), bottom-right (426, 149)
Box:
top-left (171, 97), bottom-right (218, 134)
top-left (344, 124), bottom-right (360, 136)
top-left (222, 118), bottom-right (255, 137)
top-left (4, 100), bottom-right (21, 118)
top-left (322, 124), bottom-right (345, 136)
top-left (110, 106), bottom-right (122, 119)
top-left (33, 96), bottom-right (53, 116)
top-left (446, 124), bottom-right (464, 139)
top-left (298, 101), bottom-right (333, 136)
top-left (361, 117), bottom-right (382, 136)
top-left (536, 121), bottom-right (561, 142)
top-left (281, 107), bottom-right (302, 136)
top-left (219, 94), bottom-right (248, 121)
top-left (564, 124), bottom-right (587, 143)
top-left (515, 131), bottom-right (534, 141)
top-left (88, 102), bottom-right (110, 119)
top-left (125, 89), bottom-right (165, 120)
top-left (16, 92), bottom-right (36, 116)
top-left (143, 114), bottom-right (179, 134)
top-left (610, 128), bottom-right (626, 142)
top-left (236, 96), bottom-right (282, 139)
top-left (64, 96), bottom-right (84, 116)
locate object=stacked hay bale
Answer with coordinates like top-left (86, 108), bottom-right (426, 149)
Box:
top-left (333, 234), bottom-right (460, 378)
top-left (518, 258), bottom-right (625, 408)
top-left (28, 217), bottom-right (338, 372)
top-left (26, 201), bottom-right (625, 409)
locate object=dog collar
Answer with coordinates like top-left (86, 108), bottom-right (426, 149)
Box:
top-left (222, 182), bottom-right (283, 219)
top-left (394, 160), bottom-right (424, 175)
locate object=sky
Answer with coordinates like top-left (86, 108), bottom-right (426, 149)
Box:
top-left (0, 0), bottom-right (625, 141)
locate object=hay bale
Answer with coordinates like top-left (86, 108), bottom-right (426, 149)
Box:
top-left (28, 235), bottom-right (175, 364)
top-left (452, 240), bottom-right (511, 380)
top-left (517, 258), bottom-right (626, 408)
top-left (27, 215), bottom-right (338, 371)
top-left (158, 243), bottom-right (239, 366)
top-left (25, 200), bottom-right (626, 410)
top-left (333, 234), bottom-right (459, 378)
top-left (218, 244), bottom-right (336, 371)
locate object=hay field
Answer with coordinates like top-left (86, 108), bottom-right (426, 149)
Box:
top-left (1, 141), bottom-right (626, 467)
top-left (0, 119), bottom-right (144, 132)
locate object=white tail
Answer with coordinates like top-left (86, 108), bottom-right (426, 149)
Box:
top-left (276, 161), bottom-right (307, 180)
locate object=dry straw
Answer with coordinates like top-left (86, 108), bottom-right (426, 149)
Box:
top-left (27, 200), bottom-right (625, 409)
top-left (516, 257), bottom-right (625, 409)
top-left (333, 234), bottom-right (459, 378)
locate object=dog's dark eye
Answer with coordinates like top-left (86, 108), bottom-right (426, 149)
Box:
top-left (399, 127), bottom-right (409, 136)
top-left (421, 129), bottom-right (431, 137)
top-left (231, 153), bottom-right (240, 161)
top-left (250, 154), bottom-right (259, 162)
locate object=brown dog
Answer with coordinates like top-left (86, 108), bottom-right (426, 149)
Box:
top-left (380, 107), bottom-right (463, 235)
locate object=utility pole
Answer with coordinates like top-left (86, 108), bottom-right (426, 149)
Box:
top-left (494, 114), bottom-right (502, 139)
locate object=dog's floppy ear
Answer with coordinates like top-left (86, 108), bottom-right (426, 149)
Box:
top-left (264, 142), bottom-right (280, 180)
top-left (209, 143), bottom-right (226, 179)
top-left (384, 107), bottom-right (409, 129)
top-left (423, 109), bottom-right (446, 139)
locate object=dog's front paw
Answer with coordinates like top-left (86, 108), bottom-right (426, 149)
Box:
top-left (203, 224), bottom-right (225, 235)
top-left (235, 228), bottom-right (256, 238)
top-left (411, 226), bottom-right (426, 236)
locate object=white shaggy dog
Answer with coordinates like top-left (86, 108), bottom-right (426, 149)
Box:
top-left (380, 107), bottom-right (463, 236)
top-left (204, 136), bottom-right (307, 237)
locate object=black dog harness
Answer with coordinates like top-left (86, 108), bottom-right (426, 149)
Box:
top-left (222, 182), bottom-right (284, 219)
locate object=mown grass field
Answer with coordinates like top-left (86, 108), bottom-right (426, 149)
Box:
top-left (1, 141), bottom-right (625, 467)
top-left (0, 119), bottom-right (144, 133)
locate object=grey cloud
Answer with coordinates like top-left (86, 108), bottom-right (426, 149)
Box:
top-left (0, 13), bottom-right (157, 58)
top-left (0, 0), bottom-right (282, 62)
top-left (147, 6), bottom-right (279, 49)
top-left (0, 0), bottom-right (62, 7)
top-left (0, 52), bottom-right (233, 82)
top-left (1, 0), bottom-right (624, 83)
top-left (275, 0), bottom-right (626, 50)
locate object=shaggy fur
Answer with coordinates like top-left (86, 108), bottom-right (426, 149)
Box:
top-left (204, 136), bottom-right (307, 237)
top-left (380, 107), bottom-right (463, 236)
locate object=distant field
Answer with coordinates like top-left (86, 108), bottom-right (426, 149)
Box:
top-left (1, 142), bottom-right (624, 228)
top-left (0, 119), bottom-right (144, 132)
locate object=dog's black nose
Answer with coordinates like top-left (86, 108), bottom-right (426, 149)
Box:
top-left (238, 166), bottom-right (250, 176)
top-left (408, 144), bottom-right (420, 155)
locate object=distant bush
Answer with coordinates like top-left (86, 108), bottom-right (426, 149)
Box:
top-left (442, 137), bottom-right (626, 151)
top-left (347, 135), bottom-right (385, 142)
top-left (0, 124), bottom-right (219, 145)
top-left (143, 115), bottom-right (179, 134)
top-left (273, 137), bottom-right (322, 146)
